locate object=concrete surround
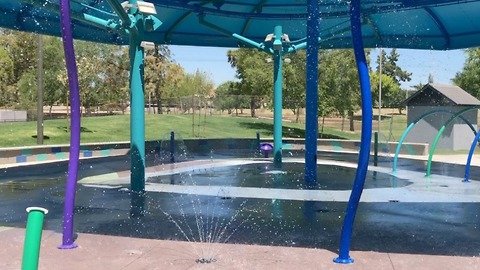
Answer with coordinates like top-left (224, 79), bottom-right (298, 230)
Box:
top-left (0, 138), bottom-right (428, 165)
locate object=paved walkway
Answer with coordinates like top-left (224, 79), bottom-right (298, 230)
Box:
top-left (1, 227), bottom-right (479, 270)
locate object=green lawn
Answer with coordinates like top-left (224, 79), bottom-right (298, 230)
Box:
top-left (0, 114), bottom-right (361, 147)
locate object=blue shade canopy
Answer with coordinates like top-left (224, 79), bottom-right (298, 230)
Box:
top-left (1, 0), bottom-right (480, 50)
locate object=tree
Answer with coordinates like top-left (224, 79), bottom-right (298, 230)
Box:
top-left (176, 70), bottom-right (214, 113)
top-left (144, 45), bottom-right (179, 114)
top-left (376, 49), bottom-right (412, 85)
top-left (370, 72), bottom-right (401, 108)
top-left (43, 36), bottom-right (67, 114)
top-left (375, 49), bottom-right (412, 111)
top-left (0, 30), bottom-right (37, 107)
top-left (283, 51), bottom-right (306, 123)
top-left (319, 49), bottom-right (361, 131)
top-left (57, 40), bottom-right (111, 115)
top-left (213, 81), bottom-right (248, 115)
top-left (227, 48), bottom-right (272, 117)
top-left (101, 46), bottom-right (130, 113)
top-left (453, 48), bottom-right (480, 99)
top-left (0, 47), bottom-right (14, 107)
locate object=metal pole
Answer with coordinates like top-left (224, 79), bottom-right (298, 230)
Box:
top-left (128, 0), bottom-right (146, 217)
top-left (378, 48), bottom-right (382, 134)
top-left (373, 132), bottom-right (378, 166)
top-left (58, 0), bottom-right (81, 249)
top-left (273, 25), bottom-right (283, 168)
top-left (334, 0), bottom-right (373, 263)
top-left (170, 131), bottom-right (175, 163)
top-left (305, 0), bottom-right (320, 188)
top-left (36, 34), bottom-right (44, 145)
top-left (256, 131), bottom-right (260, 154)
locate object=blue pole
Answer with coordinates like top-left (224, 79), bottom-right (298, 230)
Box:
top-left (304, 0), bottom-right (320, 188)
top-left (334, 0), bottom-right (373, 264)
top-left (273, 25), bottom-right (283, 168)
top-left (466, 131), bottom-right (480, 182)
top-left (373, 132), bottom-right (378, 166)
top-left (128, 0), bottom-right (146, 218)
top-left (465, 130), bottom-right (480, 182)
top-left (170, 131), bottom-right (175, 163)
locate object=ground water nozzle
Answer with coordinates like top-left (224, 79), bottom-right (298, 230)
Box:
top-left (22, 207), bottom-right (48, 270)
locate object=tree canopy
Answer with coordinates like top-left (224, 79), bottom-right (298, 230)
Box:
top-left (453, 48), bottom-right (480, 98)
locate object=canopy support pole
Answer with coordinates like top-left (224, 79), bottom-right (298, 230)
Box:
top-left (58, 0), bottom-right (81, 249)
top-left (272, 25), bottom-right (283, 168)
top-left (334, 0), bottom-right (373, 263)
top-left (304, 0), bottom-right (320, 188)
top-left (127, 0), bottom-right (146, 218)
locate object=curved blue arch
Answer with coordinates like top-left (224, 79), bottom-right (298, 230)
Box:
top-left (392, 109), bottom-right (477, 172)
top-left (427, 106), bottom-right (480, 176)
top-left (333, 0), bottom-right (372, 264)
top-left (464, 129), bottom-right (480, 182)
top-left (58, 0), bottom-right (81, 249)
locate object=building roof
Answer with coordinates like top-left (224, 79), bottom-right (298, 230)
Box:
top-left (401, 83), bottom-right (480, 107)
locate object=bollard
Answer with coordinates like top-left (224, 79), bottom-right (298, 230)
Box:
top-left (373, 132), bottom-right (378, 166)
top-left (22, 207), bottom-right (48, 270)
top-left (256, 131), bottom-right (260, 155)
top-left (170, 131), bottom-right (175, 163)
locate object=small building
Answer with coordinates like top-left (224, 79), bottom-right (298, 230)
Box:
top-left (400, 83), bottom-right (480, 151)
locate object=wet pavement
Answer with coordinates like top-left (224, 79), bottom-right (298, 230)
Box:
top-left (1, 152), bottom-right (480, 269)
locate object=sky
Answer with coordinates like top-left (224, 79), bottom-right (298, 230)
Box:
top-left (169, 45), bottom-right (466, 90)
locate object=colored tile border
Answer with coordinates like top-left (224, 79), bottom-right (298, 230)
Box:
top-left (15, 155), bottom-right (27, 163)
top-left (55, 152), bottom-right (67, 159)
top-left (36, 154), bottom-right (48, 161)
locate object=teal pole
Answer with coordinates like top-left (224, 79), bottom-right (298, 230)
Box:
top-left (392, 122), bottom-right (415, 172)
top-left (425, 107), bottom-right (480, 176)
top-left (426, 125), bottom-right (446, 177)
top-left (273, 25), bottom-right (283, 168)
top-left (373, 132), bottom-right (378, 166)
top-left (128, 0), bottom-right (145, 217)
top-left (22, 207), bottom-right (48, 270)
top-left (392, 108), bottom-right (477, 172)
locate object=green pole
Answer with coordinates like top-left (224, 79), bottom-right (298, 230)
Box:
top-left (373, 132), bottom-right (378, 166)
top-left (426, 125), bottom-right (445, 177)
top-left (22, 207), bottom-right (48, 270)
top-left (273, 25), bottom-right (283, 168)
top-left (128, 0), bottom-right (146, 217)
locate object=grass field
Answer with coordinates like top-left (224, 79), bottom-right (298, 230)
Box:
top-left (0, 113), bottom-right (367, 147)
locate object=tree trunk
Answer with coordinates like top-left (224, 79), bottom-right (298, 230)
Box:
top-left (295, 107), bottom-right (300, 123)
top-left (155, 87), bottom-right (162, 114)
top-left (250, 96), bottom-right (256, 117)
top-left (320, 114), bottom-right (326, 138)
top-left (348, 110), bottom-right (355, 132)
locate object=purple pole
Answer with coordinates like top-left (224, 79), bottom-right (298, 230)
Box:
top-left (58, 0), bottom-right (81, 249)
